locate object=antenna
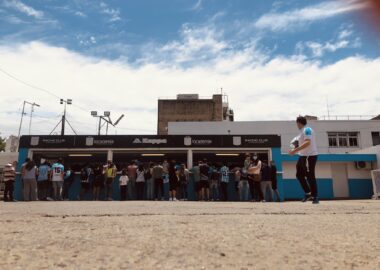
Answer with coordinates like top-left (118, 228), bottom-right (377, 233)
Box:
top-left (326, 96), bottom-right (331, 120)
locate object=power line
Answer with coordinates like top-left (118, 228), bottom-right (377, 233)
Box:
top-left (0, 66), bottom-right (89, 113)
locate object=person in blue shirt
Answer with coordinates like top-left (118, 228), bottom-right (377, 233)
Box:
top-left (37, 161), bottom-right (51, 201)
top-left (220, 163), bottom-right (230, 201)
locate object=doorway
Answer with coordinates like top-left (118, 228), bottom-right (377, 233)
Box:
top-left (331, 163), bottom-right (349, 198)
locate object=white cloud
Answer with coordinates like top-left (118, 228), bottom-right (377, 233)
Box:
top-left (0, 41), bottom-right (379, 137)
top-left (254, 0), bottom-right (368, 32)
top-left (296, 26), bottom-right (361, 58)
top-left (99, 2), bottom-right (121, 22)
top-left (3, 0), bottom-right (44, 19)
top-left (191, 0), bottom-right (203, 11)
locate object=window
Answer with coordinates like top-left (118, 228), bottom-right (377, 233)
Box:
top-left (372, 132), bottom-right (380, 146)
top-left (328, 132), bottom-right (359, 148)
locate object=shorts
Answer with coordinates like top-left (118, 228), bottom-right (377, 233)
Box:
top-left (106, 177), bottom-right (114, 185)
top-left (169, 180), bottom-right (178, 191)
top-left (195, 182), bottom-right (202, 192)
top-left (235, 181), bottom-right (239, 191)
top-left (200, 180), bottom-right (209, 189)
top-left (81, 182), bottom-right (90, 189)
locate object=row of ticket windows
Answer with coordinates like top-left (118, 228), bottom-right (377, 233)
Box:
top-left (31, 152), bottom-right (270, 172)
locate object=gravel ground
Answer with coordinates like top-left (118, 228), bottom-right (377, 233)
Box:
top-left (1, 200), bottom-right (379, 270)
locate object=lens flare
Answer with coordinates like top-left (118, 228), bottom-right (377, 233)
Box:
top-left (356, 0), bottom-right (380, 32)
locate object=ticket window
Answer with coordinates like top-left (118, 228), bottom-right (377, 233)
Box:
top-left (32, 152), bottom-right (108, 172)
top-left (113, 152), bottom-right (187, 169)
top-left (193, 152), bottom-right (270, 168)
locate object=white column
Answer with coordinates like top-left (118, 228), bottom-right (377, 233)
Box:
top-left (107, 150), bottom-right (113, 162)
top-left (187, 149), bottom-right (193, 169)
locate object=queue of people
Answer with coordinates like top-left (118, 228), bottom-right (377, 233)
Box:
top-left (2, 155), bottom-right (280, 202)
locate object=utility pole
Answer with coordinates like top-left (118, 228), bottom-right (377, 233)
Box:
top-left (28, 102), bottom-right (40, 135)
top-left (17, 101), bottom-right (40, 144)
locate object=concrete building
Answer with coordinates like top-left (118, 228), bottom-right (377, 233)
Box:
top-left (168, 118), bottom-right (380, 199)
top-left (5, 135), bottom-right (19, 153)
top-left (168, 119), bottom-right (380, 154)
top-left (157, 94), bottom-right (234, 135)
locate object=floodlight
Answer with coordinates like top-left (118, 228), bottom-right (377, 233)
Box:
top-left (91, 111), bottom-right (98, 116)
top-left (104, 111), bottom-right (111, 117)
top-left (67, 99), bottom-right (72, 105)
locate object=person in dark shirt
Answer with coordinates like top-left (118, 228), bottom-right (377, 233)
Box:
top-left (93, 165), bottom-right (104, 201)
top-left (168, 161), bottom-right (178, 201)
top-left (261, 161), bottom-right (273, 202)
top-left (270, 161), bottom-right (281, 202)
top-left (199, 160), bottom-right (210, 201)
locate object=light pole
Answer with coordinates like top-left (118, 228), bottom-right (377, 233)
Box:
top-left (91, 111), bottom-right (124, 135)
top-left (17, 101), bottom-right (40, 141)
top-left (60, 99), bottom-right (72, 135)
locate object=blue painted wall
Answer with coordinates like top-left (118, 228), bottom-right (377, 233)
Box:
top-left (282, 179), bottom-right (334, 200)
top-left (348, 179), bottom-right (373, 199)
top-left (15, 148), bottom-right (28, 201)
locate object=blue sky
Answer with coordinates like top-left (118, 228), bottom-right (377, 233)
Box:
top-left (0, 0), bottom-right (379, 136)
top-left (1, 0), bottom-right (379, 63)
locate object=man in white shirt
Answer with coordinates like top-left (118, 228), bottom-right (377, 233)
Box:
top-left (289, 116), bottom-right (319, 204)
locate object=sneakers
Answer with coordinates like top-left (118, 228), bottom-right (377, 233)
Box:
top-left (312, 197), bottom-right (320, 204)
top-left (301, 193), bottom-right (313, 202)
top-left (169, 198), bottom-right (173, 201)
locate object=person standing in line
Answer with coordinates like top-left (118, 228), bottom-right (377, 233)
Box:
top-left (36, 160), bottom-right (51, 201)
top-left (127, 161), bottom-right (138, 200)
top-left (289, 116), bottom-right (319, 204)
top-left (136, 164), bottom-right (146, 200)
top-left (152, 162), bottom-right (164, 200)
top-left (51, 159), bottom-right (65, 201)
top-left (79, 166), bottom-right (91, 200)
top-left (244, 155), bottom-right (251, 172)
top-left (119, 169), bottom-right (129, 201)
top-left (220, 163), bottom-right (230, 201)
top-left (209, 164), bottom-right (220, 201)
top-left (260, 161), bottom-right (273, 202)
top-left (248, 155), bottom-right (263, 202)
top-left (270, 161), bottom-right (281, 202)
top-left (62, 166), bottom-right (75, 200)
top-left (178, 164), bottom-right (189, 201)
top-left (93, 164), bottom-right (103, 201)
top-left (190, 162), bottom-right (201, 200)
top-left (3, 162), bottom-right (16, 202)
top-left (104, 161), bottom-right (117, 201)
top-left (145, 163), bottom-right (154, 200)
top-left (22, 159), bottom-right (38, 201)
top-left (199, 160), bottom-right (210, 201)
top-left (162, 159), bottom-right (169, 186)
top-left (168, 160), bottom-right (178, 201)
top-left (236, 167), bottom-right (249, 201)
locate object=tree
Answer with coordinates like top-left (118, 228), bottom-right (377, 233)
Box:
top-left (0, 136), bottom-right (5, 152)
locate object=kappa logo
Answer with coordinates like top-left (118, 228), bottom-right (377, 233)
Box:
top-left (133, 138), bottom-right (142, 144)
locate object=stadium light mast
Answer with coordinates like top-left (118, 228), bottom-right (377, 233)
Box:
top-left (60, 98), bottom-right (72, 135)
top-left (91, 111), bottom-right (124, 135)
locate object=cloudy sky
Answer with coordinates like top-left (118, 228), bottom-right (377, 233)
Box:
top-left (0, 0), bottom-right (379, 137)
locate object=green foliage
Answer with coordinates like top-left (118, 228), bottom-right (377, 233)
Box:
top-left (0, 136), bottom-right (5, 152)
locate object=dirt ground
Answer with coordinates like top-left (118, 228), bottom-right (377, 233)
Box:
top-left (0, 200), bottom-right (379, 270)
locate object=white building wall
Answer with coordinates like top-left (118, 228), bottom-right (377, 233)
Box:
top-left (168, 120), bottom-right (380, 154)
top-left (346, 162), bottom-right (373, 179)
top-left (282, 162), bottom-right (332, 179)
